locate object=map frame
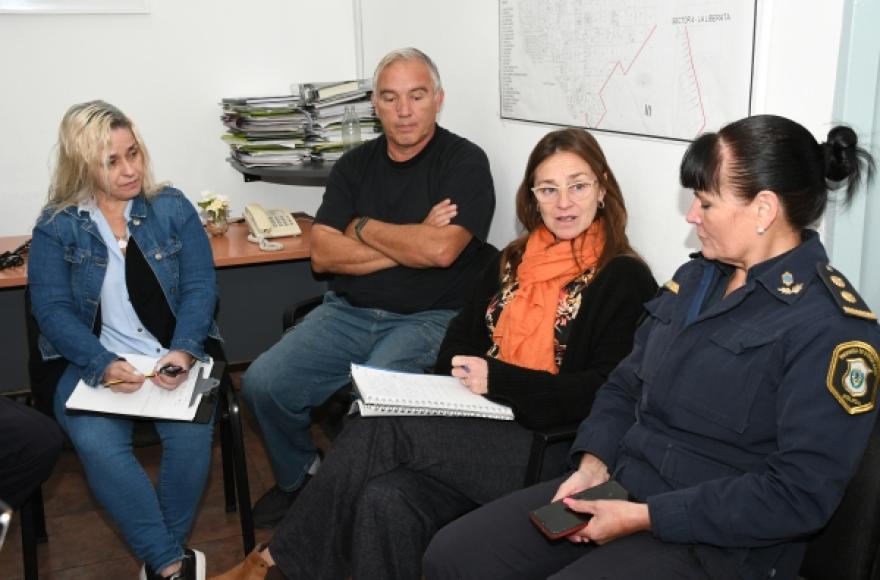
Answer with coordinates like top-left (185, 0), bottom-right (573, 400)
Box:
top-left (499, 0), bottom-right (758, 143)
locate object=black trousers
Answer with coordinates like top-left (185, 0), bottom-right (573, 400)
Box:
top-left (0, 396), bottom-right (64, 508)
top-left (268, 414), bottom-right (534, 580)
top-left (424, 477), bottom-right (738, 580)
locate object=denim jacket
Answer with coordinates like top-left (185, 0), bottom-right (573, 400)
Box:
top-left (28, 187), bottom-right (220, 386)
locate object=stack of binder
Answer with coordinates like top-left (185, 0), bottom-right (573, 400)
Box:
top-left (297, 79), bottom-right (381, 162)
top-left (220, 94), bottom-right (311, 168)
top-left (220, 79), bottom-right (381, 169)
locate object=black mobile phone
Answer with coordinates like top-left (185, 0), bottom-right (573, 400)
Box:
top-left (158, 364), bottom-right (185, 377)
top-left (528, 480), bottom-right (630, 540)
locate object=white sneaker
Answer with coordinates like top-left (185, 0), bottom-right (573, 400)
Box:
top-left (140, 549), bottom-right (205, 580)
top-left (176, 548), bottom-right (206, 580)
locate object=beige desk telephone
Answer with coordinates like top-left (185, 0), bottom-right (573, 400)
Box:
top-left (243, 204), bottom-right (302, 251)
top-left (244, 204), bottom-right (302, 238)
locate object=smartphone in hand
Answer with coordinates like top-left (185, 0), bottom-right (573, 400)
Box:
top-left (528, 480), bottom-right (630, 540)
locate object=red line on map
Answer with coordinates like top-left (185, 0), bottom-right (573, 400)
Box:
top-left (683, 25), bottom-right (707, 135)
top-left (589, 24), bottom-right (657, 127)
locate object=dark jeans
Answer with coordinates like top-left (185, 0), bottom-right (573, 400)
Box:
top-left (424, 477), bottom-right (736, 580)
top-left (269, 414), bottom-right (534, 580)
top-left (0, 396), bottom-right (64, 508)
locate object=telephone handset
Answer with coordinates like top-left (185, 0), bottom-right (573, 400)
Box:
top-left (243, 204), bottom-right (302, 251)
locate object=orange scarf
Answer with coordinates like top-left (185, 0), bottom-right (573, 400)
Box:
top-left (492, 222), bottom-right (605, 374)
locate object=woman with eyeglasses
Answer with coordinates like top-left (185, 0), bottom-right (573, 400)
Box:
top-left (211, 128), bottom-right (657, 580)
top-left (28, 101), bottom-right (220, 580)
top-left (424, 115), bottom-right (880, 580)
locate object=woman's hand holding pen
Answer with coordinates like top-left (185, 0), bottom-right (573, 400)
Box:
top-left (102, 359), bottom-right (146, 393)
top-left (151, 350), bottom-right (193, 391)
top-left (450, 355), bottom-right (488, 395)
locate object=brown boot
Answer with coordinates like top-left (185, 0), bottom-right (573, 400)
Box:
top-left (209, 545), bottom-right (271, 580)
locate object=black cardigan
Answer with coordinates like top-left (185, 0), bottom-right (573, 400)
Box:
top-left (434, 253), bottom-right (657, 430)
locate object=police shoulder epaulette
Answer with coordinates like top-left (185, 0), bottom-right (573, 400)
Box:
top-left (817, 263), bottom-right (877, 321)
top-left (662, 279), bottom-right (679, 295)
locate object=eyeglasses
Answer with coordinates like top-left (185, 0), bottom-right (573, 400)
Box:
top-left (531, 181), bottom-right (598, 203)
top-left (0, 239), bottom-right (30, 270)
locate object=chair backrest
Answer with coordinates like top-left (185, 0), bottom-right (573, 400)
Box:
top-left (24, 286), bottom-right (66, 417)
top-left (799, 415), bottom-right (880, 580)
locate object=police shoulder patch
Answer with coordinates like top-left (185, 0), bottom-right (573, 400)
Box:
top-left (663, 279), bottom-right (679, 295)
top-left (826, 341), bottom-right (880, 414)
top-left (817, 263), bottom-right (877, 321)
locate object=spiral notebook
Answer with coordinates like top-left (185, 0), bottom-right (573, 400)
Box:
top-left (350, 363), bottom-right (514, 421)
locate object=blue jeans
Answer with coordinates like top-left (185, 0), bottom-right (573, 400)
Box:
top-left (53, 364), bottom-right (214, 572)
top-left (242, 291), bottom-right (457, 491)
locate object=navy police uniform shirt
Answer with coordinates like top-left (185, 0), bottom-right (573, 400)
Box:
top-left (571, 230), bottom-right (880, 580)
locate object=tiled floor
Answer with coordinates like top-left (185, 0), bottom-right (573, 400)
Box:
top-left (0, 378), bottom-right (332, 579)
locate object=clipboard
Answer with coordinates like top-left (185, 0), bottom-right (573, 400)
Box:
top-left (190, 361), bottom-right (224, 423)
top-left (65, 357), bottom-right (224, 423)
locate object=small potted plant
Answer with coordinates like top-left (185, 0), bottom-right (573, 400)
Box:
top-left (198, 190), bottom-right (230, 236)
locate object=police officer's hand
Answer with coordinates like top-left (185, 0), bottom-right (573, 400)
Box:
top-left (422, 198), bottom-right (458, 227)
top-left (562, 499), bottom-right (650, 545)
top-left (102, 359), bottom-right (146, 393)
top-left (552, 454), bottom-right (609, 502)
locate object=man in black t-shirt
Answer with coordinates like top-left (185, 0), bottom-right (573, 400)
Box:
top-left (241, 47), bottom-right (496, 527)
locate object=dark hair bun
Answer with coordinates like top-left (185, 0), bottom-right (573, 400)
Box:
top-left (823, 125), bottom-right (858, 182)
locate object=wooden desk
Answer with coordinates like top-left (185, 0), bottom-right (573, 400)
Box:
top-left (211, 220), bottom-right (312, 267)
top-left (0, 220), bottom-right (314, 288)
top-left (0, 219), bottom-right (326, 392)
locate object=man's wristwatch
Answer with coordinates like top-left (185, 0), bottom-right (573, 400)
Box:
top-left (355, 216), bottom-right (370, 243)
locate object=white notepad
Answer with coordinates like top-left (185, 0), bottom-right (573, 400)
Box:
top-left (350, 363), bottom-right (514, 421)
top-left (65, 353), bottom-right (214, 421)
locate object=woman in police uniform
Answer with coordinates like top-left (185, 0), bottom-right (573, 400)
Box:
top-left (423, 114), bottom-right (880, 580)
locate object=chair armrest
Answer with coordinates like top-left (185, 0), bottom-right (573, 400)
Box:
top-left (281, 295), bottom-right (324, 332)
top-left (524, 422), bottom-right (578, 486)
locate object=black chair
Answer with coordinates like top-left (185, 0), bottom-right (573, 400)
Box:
top-left (799, 414), bottom-right (880, 580)
top-left (522, 422), bottom-right (578, 486)
top-left (22, 287), bottom-right (256, 580)
top-left (19, 486), bottom-right (48, 580)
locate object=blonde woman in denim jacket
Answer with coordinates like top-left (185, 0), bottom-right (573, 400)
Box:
top-left (28, 101), bottom-right (219, 580)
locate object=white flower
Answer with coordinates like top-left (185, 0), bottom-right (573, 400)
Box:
top-left (197, 190), bottom-right (229, 218)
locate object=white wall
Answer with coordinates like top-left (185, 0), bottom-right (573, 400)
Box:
top-left (361, 0), bottom-right (845, 283)
top-left (1, 0), bottom-right (847, 284)
top-left (0, 0), bottom-right (357, 236)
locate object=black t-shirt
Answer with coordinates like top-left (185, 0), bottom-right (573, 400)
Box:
top-left (315, 125), bottom-right (496, 314)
